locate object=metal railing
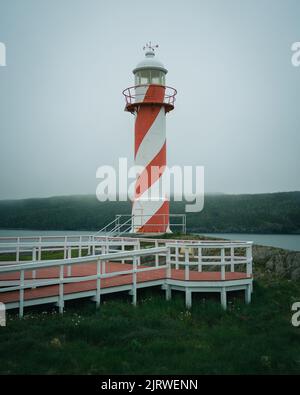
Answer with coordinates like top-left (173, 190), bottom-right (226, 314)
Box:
top-left (122, 84), bottom-right (177, 108)
top-left (96, 214), bottom-right (186, 236)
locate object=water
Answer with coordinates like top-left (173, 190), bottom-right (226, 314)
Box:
top-left (0, 229), bottom-right (94, 237)
top-left (202, 233), bottom-right (300, 252)
top-left (0, 229), bottom-right (299, 251)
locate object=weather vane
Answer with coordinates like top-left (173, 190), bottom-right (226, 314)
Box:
top-left (143, 41), bottom-right (159, 53)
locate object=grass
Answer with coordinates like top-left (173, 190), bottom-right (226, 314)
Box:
top-left (0, 279), bottom-right (300, 375)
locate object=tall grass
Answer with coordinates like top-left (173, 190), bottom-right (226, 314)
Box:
top-left (0, 279), bottom-right (299, 374)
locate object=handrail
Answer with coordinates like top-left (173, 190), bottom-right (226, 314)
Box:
top-left (95, 217), bottom-right (120, 235)
top-left (122, 84), bottom-right (177, 107)
top-left (0, 246), bottom-right (168, 274)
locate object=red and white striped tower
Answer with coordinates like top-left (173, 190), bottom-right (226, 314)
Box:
top-left (123, 43), bottom-right (177, 233)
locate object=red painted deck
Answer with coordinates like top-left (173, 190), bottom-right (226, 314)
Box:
top-left (0, 262), bottom-right (250, 305)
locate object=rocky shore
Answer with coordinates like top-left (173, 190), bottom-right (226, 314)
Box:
top-left (253, 244), bottom-right (300, 281)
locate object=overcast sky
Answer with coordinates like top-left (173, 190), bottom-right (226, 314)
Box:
top-left (0, 0), bottom-right (299, 200)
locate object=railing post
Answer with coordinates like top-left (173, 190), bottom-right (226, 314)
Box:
top-left (184, 248), bottom-right (190, 281)
top-left (88, 236), bottom-right (92, 255)
top-left (155, 240), bottom-right (159, 267)
top-left (121, 240), bottom-right (125, 264)
top-left (198, 247), bottom-right (202, 272)
top-left (79, 235), bottom-right (82, 258)
top-left (101, 259), bottom-right (106, 275)
top-left (175, 246), bottom-right (179, 270)
top-left (67, 247), bottom-right (72, 276)
top-left (31, 247), bottom-right (37, 289)
top-left (221, 248), bottom-right (226, 280)
top-left (137, 239), bottom-right (141, 266)
top-left (38, 236), bottom-right (42, 261)
top-left (165, 247), bottom-right (172, 301)
top-left (166, 248), bottom-right (171, 279)
top-left (246, 245), bottom-right (253, 278)
top-left (32, 247), bottom-right (36, 281)
top-left (59, 265), bottom-right (64, 314)
top-left (63, 236), bottom-right (67, 259)
top-left (96, 258), bottom-right (101, 308)
top-left (92, 235), bottom-right (96, 256)
top-left (16, 237), bottom-right (20, 263)
top-left (19, 269), bottom-right (24, 318)
top-left (132, 256), bottom-right (137, 306)
top-left (230, 247), bottom-right (235, 272)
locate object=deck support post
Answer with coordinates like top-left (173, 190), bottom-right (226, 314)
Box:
top-left (245, 284), bottom-right (251, 304)
top-left (165, 284), bottom-right (172, 301)
top-left (220, 287), bottom-right (227, 310)
top-left (185, 288), bottom-right (192, 309)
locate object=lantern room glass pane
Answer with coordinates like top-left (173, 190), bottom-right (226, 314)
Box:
top-left (135, 70), bottom-right (166, 86)
top-left (140, 70), bottom-right (150, 84)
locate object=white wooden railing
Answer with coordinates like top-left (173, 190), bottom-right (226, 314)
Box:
top-left (0, 235), bottom-right (253, 315)
top-left (167, 242), bottom-right (253, 281)
top-left (0, 246), bottom-right (169, 318)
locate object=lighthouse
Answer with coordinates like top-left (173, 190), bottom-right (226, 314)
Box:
top-left (123, 43), bottom-right (177, 233)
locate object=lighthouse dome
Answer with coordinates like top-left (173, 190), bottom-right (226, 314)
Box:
top-left (133, 51), bottom-right (168, 74)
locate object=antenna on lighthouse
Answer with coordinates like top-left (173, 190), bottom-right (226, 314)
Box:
top-left (143, 41), bottom-right (159, 54)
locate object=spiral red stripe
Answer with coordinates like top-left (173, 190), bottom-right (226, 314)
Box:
top-left (135, 106), bottom-right (161, 157)
top-left (135, 142), bottom-right (166, 199)
top-left (132, 84), bottom-right (169, 233)
top-left (138, 201), bottom-right (169, 233)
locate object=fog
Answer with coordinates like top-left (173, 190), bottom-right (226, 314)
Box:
top-left (0, 0), bottom-right (299, 199)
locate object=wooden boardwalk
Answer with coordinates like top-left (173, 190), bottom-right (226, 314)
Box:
top-left (0, 236), bottom-right (254, 312)
top-left (0, 262), bottom-right (250, 305)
